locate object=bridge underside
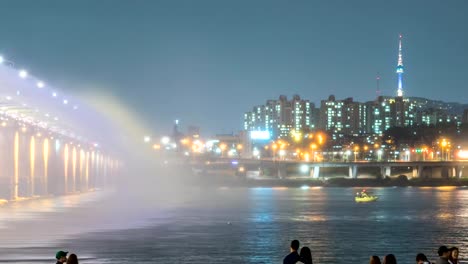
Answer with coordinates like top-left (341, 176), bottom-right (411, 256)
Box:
top-left (0, 123), bottom-right (119, 201)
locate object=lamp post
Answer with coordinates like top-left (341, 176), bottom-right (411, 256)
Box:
top-left (219, 143), bottom-right (227, 157)
top-left (354, 146), bottom-right (359, 162)
top-left (236, 144), bottom-right (243, 158)
top-left (310, 143), bottom-right (317, 162)
top-left (272, 144), bottom-right (278, 160)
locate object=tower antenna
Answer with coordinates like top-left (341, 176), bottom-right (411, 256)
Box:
top-left (396, 34), bottom-right (404, 97)
top-left (376, 73), bottom-right (381, 97)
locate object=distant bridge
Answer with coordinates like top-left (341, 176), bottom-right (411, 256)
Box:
top-left (196, 157), bottom-right (468, 179)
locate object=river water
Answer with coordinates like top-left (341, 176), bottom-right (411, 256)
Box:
top-left (0, 186), bottom-right (467, 264)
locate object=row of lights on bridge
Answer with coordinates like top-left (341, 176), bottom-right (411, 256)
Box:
top-left (0, 54), bottom-right (100, 148)
top-left (0, 55), bottom-right (78, 109)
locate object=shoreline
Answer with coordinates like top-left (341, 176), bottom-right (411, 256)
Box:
top-left (202, 175), bottom-right (468, 188)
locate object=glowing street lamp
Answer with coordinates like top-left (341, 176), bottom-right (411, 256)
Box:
top-left (219, 143), bottom-right (227, 157)
top-left (143, 136), bottom-right (151, 143)
top-left (354, 145), bottom-right (360, 161)
top-left (439, 138), bottom-right (451, 160)
top-left (317, 133), bottom-right (325, 145)
top-left (279, 149), bottom-right (286, 160)
top-left (272, 143), bottom-right (278, 159)
top-left (37, 81), bottom-right (45, 88)
top-left (310, 143), bottom-right (317, 161)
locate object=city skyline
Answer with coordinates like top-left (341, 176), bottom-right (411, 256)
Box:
top-left (1, 1), bottom-right (468, 135)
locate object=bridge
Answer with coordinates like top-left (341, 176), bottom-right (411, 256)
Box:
top-left (198, 157), bottom-right (468, 179)
top-left (0, 56), bottom-right (120, 201)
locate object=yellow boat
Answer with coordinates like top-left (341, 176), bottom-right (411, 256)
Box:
top-left (355, 196), bottom-right (379, 202)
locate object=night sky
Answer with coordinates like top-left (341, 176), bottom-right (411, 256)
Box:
top-left (1, 0), bottom-right (467, 136)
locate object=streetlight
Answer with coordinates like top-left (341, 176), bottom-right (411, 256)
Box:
top-left (310, 143), bottom-right (317, 161)
top-left (279, 149), bottom-right (286, 160)
top-left (219, 143), bottom-right (227, 157)
top-left (237, 144), bottom-right (243, 157)
top-left (439, 138), bottom-right (450, 161)
top-left (354, 146), bottom-right (359, 161)
top-left (272, 143), bottom-right (278, 160)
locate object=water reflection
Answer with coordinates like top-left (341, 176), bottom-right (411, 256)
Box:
top-left (1, 187), bottom-right (468, 263)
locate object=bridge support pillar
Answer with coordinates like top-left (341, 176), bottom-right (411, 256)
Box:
top-left (380, 166), bottom-right (391, 178)
top-left (456, 166), bottom-right (463, 179)
top-left (0, 127), bottom-right (15, 200)
top-left (385, 166), bottom-right (391, 177)
top-left (311, 166), bottom-right (320, 179)
top-left (349, 165), bottom-right (357, 179)
top-left (418, 165), bottom-right (423, 178)
top-left (412, 166), bottom-right (418, 178)
top-left (277, 163), bottom-right (287, 179)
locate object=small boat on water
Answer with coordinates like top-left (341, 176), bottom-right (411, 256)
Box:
top-left (355, 189), bottom-right (378, 203)
top-left (355, 195), bottom-right (379, 203)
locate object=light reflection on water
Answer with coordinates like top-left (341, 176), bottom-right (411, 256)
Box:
top-left (1, 187), bottom-right (468, 263)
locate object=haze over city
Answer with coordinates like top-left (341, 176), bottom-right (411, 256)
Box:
top-left (1, 0), bottom-right (468, 135)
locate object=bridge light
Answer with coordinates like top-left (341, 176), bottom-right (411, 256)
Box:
top-left (37, 81), bottom-right (45, 88)
top-left (0, 56), bottom-right (3, 64)
top-left (19, 70), bottom-right (28, 78)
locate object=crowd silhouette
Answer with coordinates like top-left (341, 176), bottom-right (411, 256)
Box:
top-left (55, 251), bottom-right (79, 264)
top-left (283, 241), bottom-right (461, 264)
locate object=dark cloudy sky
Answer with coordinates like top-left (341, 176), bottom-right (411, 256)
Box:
top-left (1, 0), bottom-right (467, 136)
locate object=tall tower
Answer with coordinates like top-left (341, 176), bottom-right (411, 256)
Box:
top-left (396, 34), bottom-right (404, 97)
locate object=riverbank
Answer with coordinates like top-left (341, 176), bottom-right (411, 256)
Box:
top-left (204, 174), bottom-right (468, 188)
